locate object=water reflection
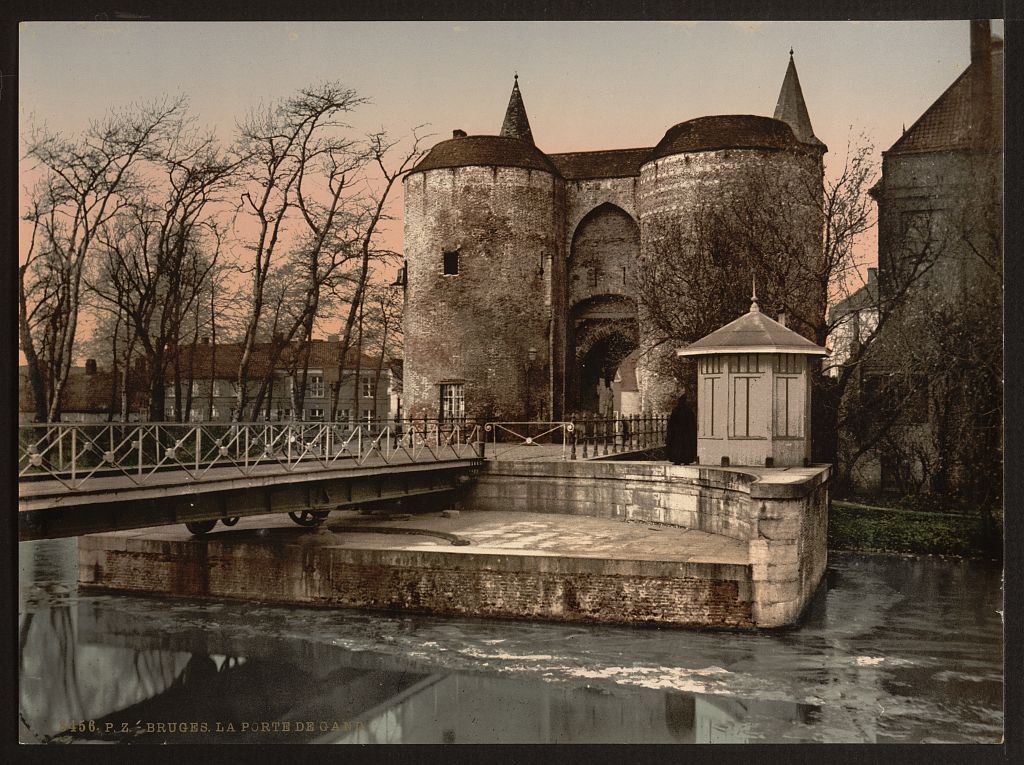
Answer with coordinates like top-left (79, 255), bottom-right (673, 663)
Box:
top-left (19, 539), bottom-right (1003, 744)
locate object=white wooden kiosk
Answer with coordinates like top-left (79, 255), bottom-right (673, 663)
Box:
top-left (677, 291), bottom-right (828, 468)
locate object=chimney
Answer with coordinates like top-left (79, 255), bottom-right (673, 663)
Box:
top-left (452, 129), bottom-right (467, 138)
top-left (777, 311), bottom-right (787, 327)
top-left (85, 358), bottom-right (97, 375)
top-left (970, 20), bottom-right (993, 146)
top-left (867, 267), bottom-right (877, 284)
top-left (328, 334), bottom-right (340, 343)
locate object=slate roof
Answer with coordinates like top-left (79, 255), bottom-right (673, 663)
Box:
top-left (678, 302), bottom-right (828, 357)
top-left (887, 41), bottom-right (1003, 155)
top-left (828, 276), bottom-right (878, 322)
top-left (548, 148), bottom-right (652, 179)
top-left (649, 115), bottom-right (807, 162)
top-left (170, 341), bottom-right (385, 380)
top-left (773, 53), bottom-right (826, 149)
top-left (409, 134), bottom-right (558, 175)
top-left (499, 75), bottom-right (535, 145)
top-left (19, 365), bottom-right (120, 414)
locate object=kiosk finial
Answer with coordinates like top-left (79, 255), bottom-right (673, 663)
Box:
top-left (750, 275), bottom-right (760, 313)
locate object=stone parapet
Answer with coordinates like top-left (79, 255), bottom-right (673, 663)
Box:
top-left (467, 460), bottom-right (830, 627)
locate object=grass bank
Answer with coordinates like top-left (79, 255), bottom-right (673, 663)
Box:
top-left (828, 500), bottom-right (1002, 559)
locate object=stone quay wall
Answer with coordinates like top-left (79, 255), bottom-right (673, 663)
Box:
top-left (466, 461), bottom-right (831, 627)
top-left (78, 462), bottom-right (828, 630)
top-left (79, 535), bottom-right (755, 629)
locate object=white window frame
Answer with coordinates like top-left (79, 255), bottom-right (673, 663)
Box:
top-left (309, 374), bottom-right (325, 399)
top-left (440, 383), bottom-right (465, 421)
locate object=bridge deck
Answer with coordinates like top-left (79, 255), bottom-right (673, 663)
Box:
top-left (19, 455), bottom-right (481, 509)
top-left (18, 441), bottom-right (642, 509)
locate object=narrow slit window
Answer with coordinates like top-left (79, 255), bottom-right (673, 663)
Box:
top-left (443, 251), bottom-right (460, 275)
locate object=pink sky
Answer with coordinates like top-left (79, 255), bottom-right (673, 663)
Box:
top-left (18, 20), bottom-right (1002, 360)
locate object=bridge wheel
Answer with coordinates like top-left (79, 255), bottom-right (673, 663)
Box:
top-left (221, 516), bottom-right (240, 527)
top-left (288, 509), bottom-right (330, 527)
top-left (185, 520), bottom-right (218, 535)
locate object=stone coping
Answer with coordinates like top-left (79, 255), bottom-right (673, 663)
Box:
top-left (83, 510), bottom-right (750, 571)
top-left (480, 460), bottom-right (830, 500)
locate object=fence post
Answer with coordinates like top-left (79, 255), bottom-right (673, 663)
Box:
top-left (602, 417), bottom-right (609, 456)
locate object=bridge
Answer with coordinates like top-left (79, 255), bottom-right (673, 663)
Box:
top-left (19, 417), bottom-right (667, 540)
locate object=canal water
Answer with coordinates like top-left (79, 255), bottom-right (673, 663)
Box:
top-left (19, 538), bottom-right (1003, 744)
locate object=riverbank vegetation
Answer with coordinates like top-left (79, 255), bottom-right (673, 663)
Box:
top-left (828, 498), bottom-right (1002, 559)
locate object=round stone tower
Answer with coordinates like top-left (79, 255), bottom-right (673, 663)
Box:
top-left (402, 79), bottom-right (564, 421)
top-left (634, 52), bottom-right (828, 413)
top-left (635, 113), bottom-right (826, 412)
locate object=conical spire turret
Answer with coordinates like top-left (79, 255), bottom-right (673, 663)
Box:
top-left (773, 51), bottom-right (825, 150)
top-left (499, 74), bottom-right (535, 145)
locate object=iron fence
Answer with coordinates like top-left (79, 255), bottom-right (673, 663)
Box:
top-left (18, 413), bottom-right (667, 492)
top-left (483, 414), bottom-right (667, 461)
top-left (18, 419), bottom-right (484, 492)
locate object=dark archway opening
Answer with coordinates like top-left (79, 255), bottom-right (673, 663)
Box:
top-left (573, 325), bottom-right (636, 416)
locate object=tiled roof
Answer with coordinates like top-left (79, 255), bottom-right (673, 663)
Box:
top-left (649, 115), bottom-right (807, 162)
top-left (409, 134), bottom-right (558, 175)
top-left (499, 75), bottom-right (535, 145)
top-left (170, 341), bottom-right (385, 380)
top-left (678, 303), bottom-right (828, 357)
top-left (19, 366), bottom-right (120, 414)
top-left (887, 43), bottom-right (1003, 155)
top-left (549, 148), bottom-right (652, 179)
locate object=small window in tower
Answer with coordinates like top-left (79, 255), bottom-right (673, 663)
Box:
top-left (443, 251), bottom-right (460, 275)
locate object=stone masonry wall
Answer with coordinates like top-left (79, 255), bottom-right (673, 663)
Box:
top-left (467, 461), bottom-right (761, 541)
top-left (467, 460), bottom-right (831, 628)
top-left (402, 166), bottom-right (564, 421)
top-left (80, 536), bottom-right (754, 629)
top-left (568, 204), bottom-right (640, 312)
top-left (747, 476), bottom-right (829, 626)
top-left (635, 148), bottom-right (824, 413)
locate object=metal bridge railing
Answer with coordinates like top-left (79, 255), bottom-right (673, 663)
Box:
top-left (484, 414), bottom-right (668, 461)
top-left (18, 414), bottom-right (668, 491)
top-left (18, 420), bottom-right (485, 492)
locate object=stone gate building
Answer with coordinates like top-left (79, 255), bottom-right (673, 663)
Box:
top-left (402, 53), bottom-right (826, 422)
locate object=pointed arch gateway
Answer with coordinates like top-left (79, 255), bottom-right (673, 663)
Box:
top-left (567, 202), bottom-right (640, 415)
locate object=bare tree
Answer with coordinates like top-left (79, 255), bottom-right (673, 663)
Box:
top-left (840, 155), bottom-right (1002, 508)
top-left (85, 118), bottom-right (235, 422)
top-left (635, 135), bottom-right (942, 462)
top-left (229, 82), bottom-right (369, 421)
top-left (20, 99), bottom-right (187, 421)
top-left (359, 283), bottom-right (404, 420)
top-left (328, 130), bottom-right (427, 421)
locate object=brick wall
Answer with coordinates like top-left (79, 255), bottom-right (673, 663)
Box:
top-left (403, 166), bottom-right (564, 421)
